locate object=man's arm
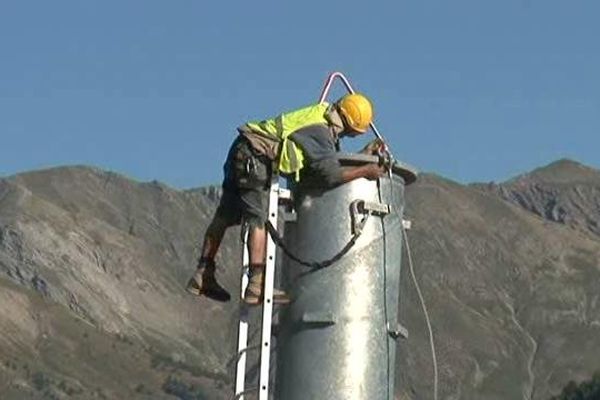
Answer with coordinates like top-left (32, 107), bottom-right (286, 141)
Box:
top-left (290, 125), bottom-right (386, 187)
top-left (340, 163), bottom-right (386, 184)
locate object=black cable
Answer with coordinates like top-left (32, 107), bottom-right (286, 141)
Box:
top-left (264, 217), bottom-right (367, 270)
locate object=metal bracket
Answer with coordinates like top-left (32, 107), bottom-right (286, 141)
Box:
top-left (350, 200), bottom-right (390, 235)
top-left (278, 188), bottom-right (292, 202)
top-left (282, 211), bottom-right (297, 222)
top-left (301, 311), bottom-right (336, 327)
top-left (387, 322), bottom-right (409, 340)
top-left (362, 200), bottom-right (391, 215)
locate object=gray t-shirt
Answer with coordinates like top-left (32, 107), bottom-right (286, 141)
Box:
top-left (289, 124), bottom-right (343, 187)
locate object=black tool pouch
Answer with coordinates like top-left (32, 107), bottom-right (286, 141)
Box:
top-left (233, 141), bottom-right (270, 189)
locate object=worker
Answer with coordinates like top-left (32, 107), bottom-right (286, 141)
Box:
top-left (186, 93), bottom-right (386, 305)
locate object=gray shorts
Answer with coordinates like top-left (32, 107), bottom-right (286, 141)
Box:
top-left (215, 136), bottom-right (271, 228)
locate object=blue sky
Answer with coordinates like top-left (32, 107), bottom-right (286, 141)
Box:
top-left (1, 1), bottom-right (598, 188)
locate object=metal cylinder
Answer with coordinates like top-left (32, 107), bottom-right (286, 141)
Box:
top-left (275, 155), bottom-right (417, 400)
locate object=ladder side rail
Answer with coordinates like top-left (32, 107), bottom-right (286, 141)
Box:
top-left (258, 174), bottom-right (281, 400)
top-left (234, 230), bottom-right (251, 399)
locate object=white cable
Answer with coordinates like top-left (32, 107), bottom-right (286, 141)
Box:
top-left (403, 227), bottom-right (438, 400)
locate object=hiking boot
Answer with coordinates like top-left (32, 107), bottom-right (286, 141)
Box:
top-left (186, 260), bottom-right (231, 302)
top-left (243, 267), bottom-right (291, 306)
top-left (243, 284), bottom-right (291, 306)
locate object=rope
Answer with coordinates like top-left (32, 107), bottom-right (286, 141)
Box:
top-left (403, 227), bottom-right (438, 400)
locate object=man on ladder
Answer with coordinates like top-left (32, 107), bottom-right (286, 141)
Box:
top-left (186, 93), bottom-right (385, 305)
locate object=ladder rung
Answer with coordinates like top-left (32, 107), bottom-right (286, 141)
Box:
top-left (236, 344), bottom-right (260, 360)
top-left (277, 188), bottom-right (292, 200)
top-left (232, 387), bottom-right (258, 400)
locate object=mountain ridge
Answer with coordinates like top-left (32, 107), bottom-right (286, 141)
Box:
top-left (0, 159), bottom-right (599, 399)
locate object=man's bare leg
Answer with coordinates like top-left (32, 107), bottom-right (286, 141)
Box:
top-left (248, 225), bottom-right (267, 265)
top-left (244, 225), bottom-right (290, 305)
top-left (200, 229), bottom-right (226, 261)
top-left (186, 217), bottom-right (231, 302)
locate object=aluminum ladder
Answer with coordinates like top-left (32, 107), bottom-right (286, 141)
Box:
top-left (234, 173), bottom-right (291, 400)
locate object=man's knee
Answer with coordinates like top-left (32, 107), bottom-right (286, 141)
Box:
top-left (244, 215), bottom-right (266, 231)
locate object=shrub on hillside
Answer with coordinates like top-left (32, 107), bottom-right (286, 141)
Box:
top-left (551, 372), bottom-right (600, 400)
top-left (162, 376), bottom-right (208, 400)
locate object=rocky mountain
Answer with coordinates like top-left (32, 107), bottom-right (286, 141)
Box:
top-left (0, 167), bottom-right (245, 400)
top-left (400, 159), bottom-right (600, 399)
top-left (474, 159), bottom-right (600, 237)
top-left (1, 160), bottom-right (599, 399)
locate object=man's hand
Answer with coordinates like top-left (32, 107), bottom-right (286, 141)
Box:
top-left (359, 138), bottom-right (385, 155)
top-left (363, 163), bottom-right (386, 180)
top-left (340, 163), bottom-right (387, 184)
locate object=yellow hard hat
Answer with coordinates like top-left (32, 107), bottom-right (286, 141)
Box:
top-left (337, 93), bottom-right (374, 133)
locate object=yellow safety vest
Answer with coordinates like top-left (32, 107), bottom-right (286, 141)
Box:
top-left (245, 103), bottom-right (330, 181)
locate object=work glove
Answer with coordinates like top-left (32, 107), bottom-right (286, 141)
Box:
top-left (359, 138), bottom-right (385, 155)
